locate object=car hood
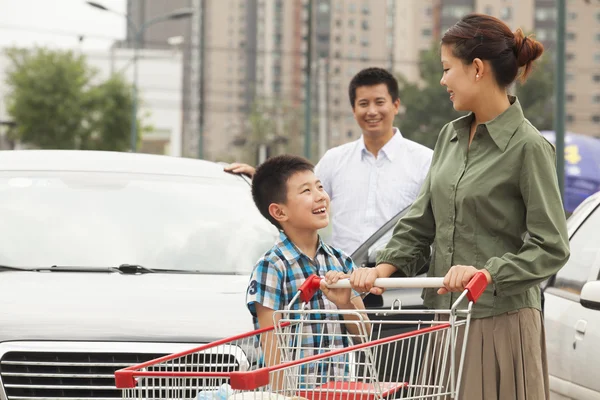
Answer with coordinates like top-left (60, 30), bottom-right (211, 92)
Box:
top-left (0, 271), bottom-right (254, 343)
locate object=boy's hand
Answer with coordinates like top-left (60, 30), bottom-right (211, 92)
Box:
top-left (320, 271), bottom-right (353, 309)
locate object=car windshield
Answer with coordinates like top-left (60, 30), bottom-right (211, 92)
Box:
top-left (0, 171), bottom-right (278, 274)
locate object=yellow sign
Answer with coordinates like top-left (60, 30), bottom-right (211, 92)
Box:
top-left (565, 145), bottom-right (582, 165)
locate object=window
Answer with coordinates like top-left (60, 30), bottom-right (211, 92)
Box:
top-left (362, 20), bottom-right (369, 30)
top-left (595, 53), bottom-right (600, 64)
top-left (349, 19), bottom-right (355, 28)
top-left (318, 3), bottom-right (329, 13)
top-left (568, 11), bottom-right (577, 20)
top-left (349, 3), bottom-right (356, 13)
top-left (566, 73), bottom-right (575, 82)
top-left (422, 28), bottom-right (432, 37)
top-left (567, 94), bottom-right (576, 102)
top-left (567, 114), bottom-right (575, 123)
top-left (536, 7), bottom-right (557, 21)
top-left (349, 34), bottom-right (356, 44)
top-left (597, 33), bottom-right (600, 43)
top-left (566, 53), bottom-right (575, 61)
top-left (484, 6), bottom-right (493, 15)
top-left (500, 6), bottom-right (512, 20)
top-left (362, 4), bottom-right (369, 15)
top-left (553, 205), bottom-right (600, 296)
top-left (361, 36), bottom-right (369, 46)
top-left (593, 115), bottom-right (600, 123)
top-left (360, 50), bottom-right (369, 62)
top-left (335, 19), bottom-right (342, 27)
top-left (594, 94), bottom-right (600, 104)
top-left (567, 32), bottom-right (576, 41)
top-left (594, 75), bottom-right (600, 83)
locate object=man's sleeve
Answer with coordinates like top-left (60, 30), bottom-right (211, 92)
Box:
top-left (246, 258), bottom-right (284, 317)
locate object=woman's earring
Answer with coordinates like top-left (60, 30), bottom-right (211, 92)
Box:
top-left (476, 74), bottom-right (480, 78)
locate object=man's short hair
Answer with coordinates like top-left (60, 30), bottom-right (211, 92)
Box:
top-left (252, 154), bottom-right (314, 229)
top-left (348, 67), bottom-right (400, 107)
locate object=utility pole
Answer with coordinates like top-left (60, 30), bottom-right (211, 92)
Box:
top-left (304, 0), bottom-right (313, 160)
top-left (318, 58), bottom-right (328, 158)
top-left (554, 0), bottom-right (566, 201)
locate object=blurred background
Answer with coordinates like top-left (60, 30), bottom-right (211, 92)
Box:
top-left (0, 0), bottom-right (599, 210)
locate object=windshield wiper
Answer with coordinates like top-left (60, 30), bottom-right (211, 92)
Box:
top-left (116, 264), bottom-right (156, 274)
top-left (0, 264), bottom-right (156, 274)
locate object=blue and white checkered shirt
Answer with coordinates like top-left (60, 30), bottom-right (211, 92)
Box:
top-left (246, 231), bottom-right (356, 370)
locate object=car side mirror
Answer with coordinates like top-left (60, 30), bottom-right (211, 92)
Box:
top-left (580, 281), bottom-right (600, 311)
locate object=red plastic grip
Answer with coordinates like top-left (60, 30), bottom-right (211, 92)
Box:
top-left (298, 274), bottom-right (322, 303)
top-left (465, 271), bottom-right (489, 303)
top-left (230, 369), bottom-right (270, 390)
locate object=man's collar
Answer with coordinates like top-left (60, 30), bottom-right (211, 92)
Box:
top-left (450, 96), bottom-right (524, 152)
top-left (277, 230), bottom-right (335, 263)
top-left (359, 128), bottom-right (404, 161)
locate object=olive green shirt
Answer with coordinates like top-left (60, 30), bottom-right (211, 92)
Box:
top-left (377, 97), bottom-right (570, 318)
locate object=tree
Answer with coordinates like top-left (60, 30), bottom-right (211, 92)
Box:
top-left (393, 46), bottom-right (460, 149)
top-left (514, 54), bottom-right (554, 131)
top-left (227, 97), bottom-right (304, 164)
top-left (4, 47), bottom-right (145, 151)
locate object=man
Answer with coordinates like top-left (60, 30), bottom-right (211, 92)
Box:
top-left (226, 67), bottom-right (433, 255)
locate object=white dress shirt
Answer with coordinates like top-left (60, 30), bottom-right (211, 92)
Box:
top-left (315, 128), bottom-right (433, 255)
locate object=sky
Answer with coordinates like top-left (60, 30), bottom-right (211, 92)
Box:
top-left (0, 0), bottom-right (127, 50)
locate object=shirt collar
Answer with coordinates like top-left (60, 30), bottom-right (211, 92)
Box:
top-left (358, 128), bottom-right (404, 161)
top-left (450, 96), bottom-right (524, 152)
top-left (277, 230), bottom-right (335, 263)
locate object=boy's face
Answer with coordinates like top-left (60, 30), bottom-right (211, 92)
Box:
top-left (276, 170), bottom-right (330, 231)
top-left (352, 83), bottom-right (400, 140)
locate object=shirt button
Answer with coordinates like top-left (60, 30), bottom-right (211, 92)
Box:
top-left (448, 246), bottom-right (453, 252)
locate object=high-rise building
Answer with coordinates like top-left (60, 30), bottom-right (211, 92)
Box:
top-left (126, 0), bottom-right (599, 161)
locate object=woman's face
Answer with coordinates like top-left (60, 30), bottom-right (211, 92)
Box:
top-left (440, 45), bottom-right (478, 112)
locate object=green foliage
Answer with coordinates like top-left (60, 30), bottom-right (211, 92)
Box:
top-left (393, 46), bottom-right (461, 149)
top-left (4, 47), bottom-right (146, 151)
top-left (514, 54), bottom-right (554, 131)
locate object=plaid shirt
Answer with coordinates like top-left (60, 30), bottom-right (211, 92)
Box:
top-left (246, 231), bottom-right (357, 376)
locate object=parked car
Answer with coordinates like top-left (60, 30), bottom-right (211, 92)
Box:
top-left (543, 191), bottom-right (600, 399)
top-left (0, 150), bottom-right (428, 400)
top-left (0, 150), bottom-right (279, 400)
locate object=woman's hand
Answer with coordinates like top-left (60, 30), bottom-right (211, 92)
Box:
top-left (320, 271), bottom-right (352, 308)
top-left (438, 265), bottom-right (492, 295)
top-left (349, 263), bottom-right (397, 296)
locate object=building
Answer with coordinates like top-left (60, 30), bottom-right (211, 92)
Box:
top-left (126, 0), bottom-right (600, 161)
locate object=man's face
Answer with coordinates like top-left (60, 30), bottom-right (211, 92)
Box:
top-left (352, 83), bottom-right (400, 140)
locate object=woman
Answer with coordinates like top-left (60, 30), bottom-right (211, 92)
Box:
top-left (350, 14), bottom-right (569, 400)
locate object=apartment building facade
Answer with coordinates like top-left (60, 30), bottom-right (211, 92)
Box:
top-left (126, 0), bottom-right (599, 161)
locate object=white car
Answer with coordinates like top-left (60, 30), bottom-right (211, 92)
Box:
top-left (0, 150), bottom-right (278, 400)
top-left (544, 191), bottom-right (600, 399)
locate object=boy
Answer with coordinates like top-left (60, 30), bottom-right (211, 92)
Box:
top-left (246, 154), bottom-right (366, 381)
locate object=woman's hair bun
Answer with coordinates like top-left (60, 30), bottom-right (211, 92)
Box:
top-left (513, 28), bottom-right (544, 81)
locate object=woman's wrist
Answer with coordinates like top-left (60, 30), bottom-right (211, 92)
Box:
top-left (376, 262), bottom-right (397, 278)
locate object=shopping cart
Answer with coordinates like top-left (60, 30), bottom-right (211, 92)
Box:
top-left (115, 272), bottom-right (487, 400)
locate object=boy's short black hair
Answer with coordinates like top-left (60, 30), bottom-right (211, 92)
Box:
top-left (348, 67), bottom-right (400, 108)
top-left (252, 154), bottom-right (314, 229)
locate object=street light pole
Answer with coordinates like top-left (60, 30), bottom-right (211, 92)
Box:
top-left (554, 0), bottom-right (566, 201)
top-left (86, 2), bottom-right (193, 153)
